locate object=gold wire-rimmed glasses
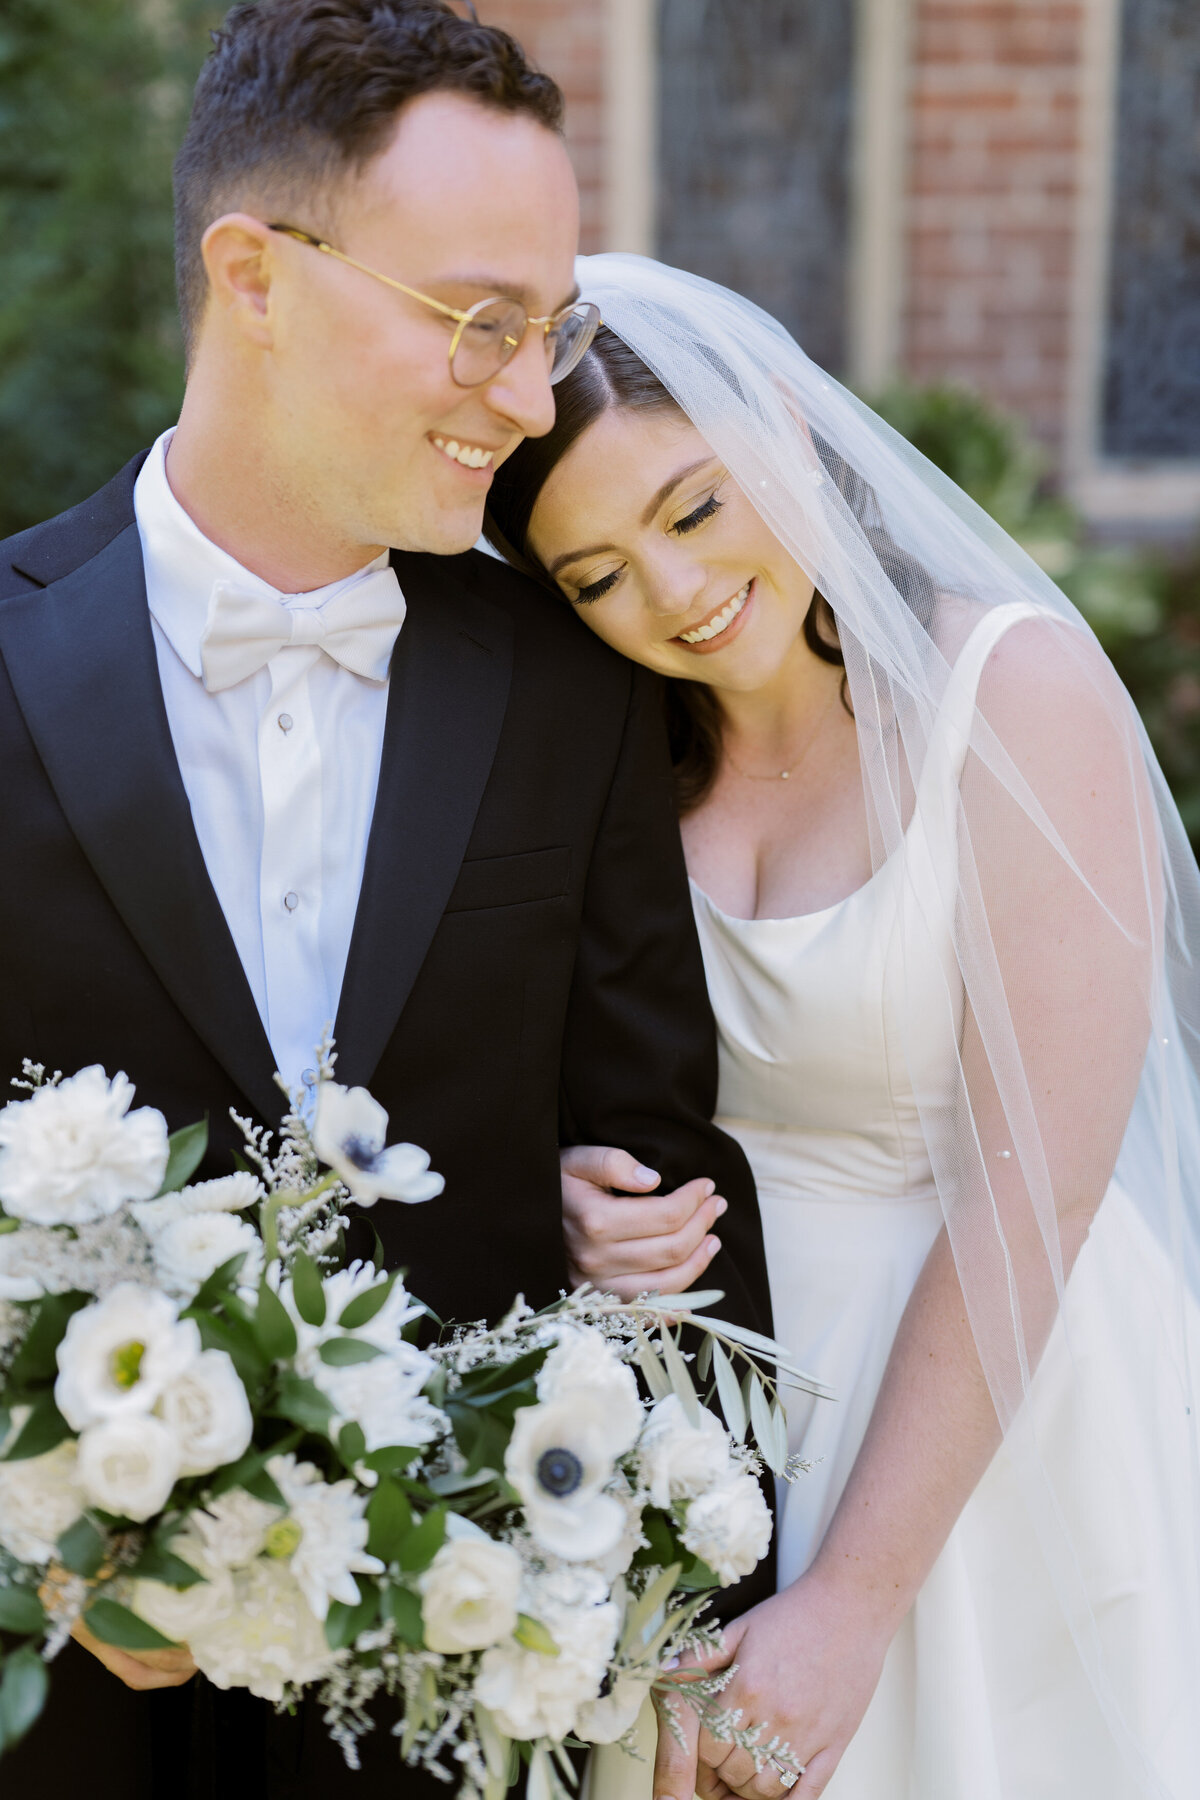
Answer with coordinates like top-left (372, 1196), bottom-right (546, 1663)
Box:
top-left (267, 223), bottom-right (601, 388)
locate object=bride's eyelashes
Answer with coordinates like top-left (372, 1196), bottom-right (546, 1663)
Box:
top-left (570, 491), bottom-right (726, 604)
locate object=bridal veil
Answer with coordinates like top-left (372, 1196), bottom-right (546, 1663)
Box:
top-left (574, 252), bottom-right (1200, 1796)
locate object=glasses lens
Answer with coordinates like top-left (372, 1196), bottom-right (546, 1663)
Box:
top-left (451, 299), bottom-right (526, 387)
top-left (548, 303), bottom-right (602, 384)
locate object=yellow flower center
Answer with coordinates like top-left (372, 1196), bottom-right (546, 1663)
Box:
top-left (264, 1517), bottom-right (303, 1560)
top-left (110, 1340), bottom-right (146, 1390)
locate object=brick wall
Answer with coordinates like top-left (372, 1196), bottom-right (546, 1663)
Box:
top-left (476, 0), bottom-right (609, 251)
top-left (903, 0), bottom-right (1086, 452)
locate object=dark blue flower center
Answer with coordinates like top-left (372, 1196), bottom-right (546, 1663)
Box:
top-left (342, 1134), bottom-right (378, 1171)
top-left (536, 1447), bottom-right (584, 1498)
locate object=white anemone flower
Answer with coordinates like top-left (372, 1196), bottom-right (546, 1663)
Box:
top-left (55, 1284), bottom-right (201, 1429)
top-left (505, 1393), bottom-right (634, 1563)
top-left (76, 1413), bottom-right (182, 1521)
top-left (312, 1083), bottom-right (444, 1207)
top-left (0, 1067), bottom-right (168, 1226)
top-left (156, 1349), bottom-right (254, 1477)
top-left (150, 1212), bottom-right (263, 1301)
top-left (266, 1454), bottom-right (384, 1620)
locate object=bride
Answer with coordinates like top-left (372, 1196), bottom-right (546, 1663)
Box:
top-left (484, 255), bottom-right (1200, 1800)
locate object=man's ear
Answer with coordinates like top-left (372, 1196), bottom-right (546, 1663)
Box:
top-left (199, 212), bottom-right (278, 350)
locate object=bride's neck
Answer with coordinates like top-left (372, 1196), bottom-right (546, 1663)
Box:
top-left (715, 635), bottom-right (845, 762)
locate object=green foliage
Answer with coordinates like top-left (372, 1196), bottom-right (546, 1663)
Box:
top-left (0, 0), bottom-right (222, 540)
top-left (872, 382), bottom-right (1200, 849)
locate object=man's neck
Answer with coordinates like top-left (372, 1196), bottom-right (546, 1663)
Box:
top-left (165, 387), bottom-right (386, 595)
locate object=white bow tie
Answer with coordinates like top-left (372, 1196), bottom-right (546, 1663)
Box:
top-left (199, 567), bottom-right (406, 693)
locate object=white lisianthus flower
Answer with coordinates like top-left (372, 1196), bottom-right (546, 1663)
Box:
top-left (156, 1349), bottom-right (253, 1477)
top-left (0, 1067), bottom-right (168, 1226)
top-left (131, 1171), bottom-right (262, 1240)
top-left (151, 1212), bottom-right (263, 1301)
top-left (505, 1394), bottom-right (633, 1564)
top-left (312, 1083), bottom-right (444, 1207)
top-left (474, 1567), bottom-right (619, 1742)
top-left (636, 1394), bottom-right (733, 1510)
top-left (0, 1420), bottom-right (87, 1563)
top-left (418, 1538), bottom-right (522, 1653)
top-left (680, 1472), bottom-right (772, 1586)
top-left (132, 1532), bottom-right (234, 1642)
top-left (574, 1670), bottom-right (655, 1745)
top-left (76, 1413), bottom-right (182, 1521)
top-left (267, 1455), bottom-right (384, 1621)
top-left (184, 1557), bottom-right (339, 1701)
top-left (537, 1328), bottom-right (644, 1447)
top-left (190, 1489), bottom-right (283, 1568)
top-left (55, 1284), bottom-right (201, 1429)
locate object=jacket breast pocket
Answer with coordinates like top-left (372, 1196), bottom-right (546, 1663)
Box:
top-left (443, 846), bottom-right (571, 913)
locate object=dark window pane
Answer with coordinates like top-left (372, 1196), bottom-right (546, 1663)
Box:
top-left (656, 0), bottom-right (855, 374)
top-left (1102, 0), bottom-right (1200, 460)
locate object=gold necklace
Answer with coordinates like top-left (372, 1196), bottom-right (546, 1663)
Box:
top-left (723, 686), bottom-right (839, 782)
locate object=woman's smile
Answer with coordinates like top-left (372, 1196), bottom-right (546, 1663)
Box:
top-left (674, 578), bottom-right (755, 652)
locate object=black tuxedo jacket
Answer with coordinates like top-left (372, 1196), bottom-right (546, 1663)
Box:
top-left (0, 457), bottom-right (774, 1800)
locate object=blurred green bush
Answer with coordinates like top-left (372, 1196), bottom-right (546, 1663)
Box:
top-left (0, 0), bottom-right (220, 542)
top-left (872, 383), bottom-right (1200, 846)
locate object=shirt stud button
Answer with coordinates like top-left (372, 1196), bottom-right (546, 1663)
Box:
top-left (278, 713), bottom-right (294, 733)
top-left (302, 1068), bottom-right (318, 1087)
top-left (283, 891), bottom-right (299, 912)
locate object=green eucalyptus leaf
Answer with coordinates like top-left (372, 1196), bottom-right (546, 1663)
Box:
top-left (0, 1588), bottom-right (45, 1636)
top-left (0, 1645), bottom-right (49, 1749)
top-left (57, 1514), bottom-right (107, 1579)
top-left (748, 1373), bottom-right (782, 1473)
top-left (0, 1391), bottom-right (71, 1463)
top-left (125, 1547), bottom-right (207, 1589)
top-left (386, 1583), bottom-right (425, 1646)
top-left (271, 1372), bottom-right (334, 1436)
top-left (290, 1250), bottom-right (326, 1327)
top-left (711, 1341), bottom-right (746, 1443)
top-left (324, 1578), bottom-right (378, 1651)
top-left (253, 1281), bottom-right (298, 1363)
top-left (396, 1506), bottom-right (446, 1574)
top-left (317, 1337), bottom-right (384, 1367)
top-left (83, 1598), bottom-right (178, 1651)
top-left (337, 1271), bottom-right (399, 1330)
top-left (157, 1120), bottom-right (209, 1195)
top-left (337, 1421), bottom-right (366, 1469)
top-left (659, 1329), bottom-right (700, 1427)
top-left (360, 1444), bottom-right (421, 1477)
top-left (365, 1478), bottom-right (412, 1563)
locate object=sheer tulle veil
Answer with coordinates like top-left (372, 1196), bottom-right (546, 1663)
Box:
top-left (574, 253), bottom-right (1200, 1793)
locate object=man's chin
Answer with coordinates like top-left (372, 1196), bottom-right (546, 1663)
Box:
top-left (395, 502), bottom-right (487, 559)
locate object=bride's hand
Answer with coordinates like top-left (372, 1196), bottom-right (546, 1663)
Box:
top-left (654, 1573), bottom-right (895, 1800)
top-left (560, 1144), bottom-right (726, 1300)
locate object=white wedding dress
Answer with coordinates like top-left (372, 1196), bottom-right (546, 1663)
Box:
top-left (589, 604), bottom-right (1199, 1799)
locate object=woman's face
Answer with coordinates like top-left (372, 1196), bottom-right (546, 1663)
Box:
top-left (526, 406), bottom-right (817, 692)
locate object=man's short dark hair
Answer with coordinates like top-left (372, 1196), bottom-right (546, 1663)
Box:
top-left (173, 0), bottom-right (564, 359)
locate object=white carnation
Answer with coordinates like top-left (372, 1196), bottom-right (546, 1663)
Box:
top-left (636, 1395), bottom-right (733, 1509)
top-left (474, 1567), bottom-right (619, 1741)
top-left (0, 1424), bottom-right (87, 1563)
top-left (151, 1212), bottom-right (263, 1301)
top-left (268, 1455), bottom-right (384, 1621)
top-left (55, 1284), bottom-right (201, 1429)
top-left (418, 1538), bottom-right (521, 1653)
top-left (537, 1328), bottom-right (644, 1449)
top-left (505, 1392), bottom-right (632, 1564)
top-left (76, 1413), bottom-right (181, 1521)
top-left (156, 1349), bottom-right (253, 1477)
top-left (0, 1067), bottom-right (168, 1226)
top-left (680, 1472), bottom-right (772, 1586)
top-left (184, 1556), bottom-right (339, 1701)
top-left (130, 1171), bottom-right (262, 1240)
top-left (0, 1233), bottom-right (47, 1302)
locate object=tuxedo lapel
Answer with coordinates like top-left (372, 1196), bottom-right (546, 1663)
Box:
top-left (334, 554), bottom-right (514, 1089)
top-left (0, 520), bottom-right (281, 1121)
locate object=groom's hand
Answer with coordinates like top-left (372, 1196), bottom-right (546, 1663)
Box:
top-left (560, 1145), bottom-right (726, 1300)
top-left (70, 1616), bottom-right (197, 1690)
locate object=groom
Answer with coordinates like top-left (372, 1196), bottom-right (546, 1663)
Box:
top-left (0, 3), bottom-right (772, 1796)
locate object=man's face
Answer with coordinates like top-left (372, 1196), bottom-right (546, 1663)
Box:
top-left (264, 92), bottom-right (580, 556)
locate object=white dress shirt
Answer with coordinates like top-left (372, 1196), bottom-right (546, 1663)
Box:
top-left (133, 429), bottom-right (406, 1092)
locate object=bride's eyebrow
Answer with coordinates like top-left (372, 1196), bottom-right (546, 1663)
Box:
top-left (547, 455), bottom-right (720, 578)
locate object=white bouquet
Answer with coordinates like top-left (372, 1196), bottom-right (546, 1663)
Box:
top-left (0, 1057), bottom-right (822, 1794)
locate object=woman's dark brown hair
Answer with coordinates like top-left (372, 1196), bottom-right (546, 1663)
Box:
top-left (485, 327), bottom-right (935, 813)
